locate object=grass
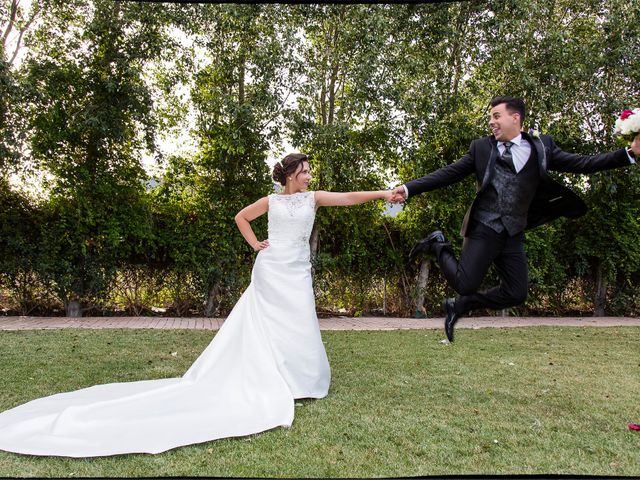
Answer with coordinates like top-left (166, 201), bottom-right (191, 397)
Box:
top-left (0, 326), bottom-right (639, 477)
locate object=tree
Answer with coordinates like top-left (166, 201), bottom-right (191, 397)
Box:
top-left (151, 4), bottom-right (299, 316)
top-left (20, 0), bottom-right (171, 316)
top-left (386, 2), bottom-right (489, 315)
top-left (1, 0), bottom-right (42, 172)
top-left (474, 0), bottom-right (640, 315)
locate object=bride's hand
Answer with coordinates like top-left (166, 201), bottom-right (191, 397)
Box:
top-left (253, 240), bottom-right (270, 251)
top-left (382, 190), bottom-right (394, 202)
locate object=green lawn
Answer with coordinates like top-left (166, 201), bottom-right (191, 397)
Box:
top-left (0, 327), bottom-right (638, 477)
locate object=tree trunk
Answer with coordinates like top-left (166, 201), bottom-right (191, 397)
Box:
top-left (594, 261), bottom-right (606, 317)
top-left (414, 259), bottom-right (430, 318)
top-left (309, 224), bottom-right (319, 262)
top-left (1, 0), bottom-right (18, 47)
top-left (204, 283), bottom-right (221, 318)
top-left (65, 299), bottom-right (82, 318)
top-left (238, 53), bottom-right (245, 104)
top-left (319, 83), bottom-right (327, 126)
top-left (382, 277), bottom-right (387, 315)
top-left (327, 25), bottom-right (339, 126)
top-left (327, 62), bottom-right (338, 125)
top-left (449, 2), bottom-right (469, 97)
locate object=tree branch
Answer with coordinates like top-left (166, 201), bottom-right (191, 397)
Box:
top-left (2, 0), bottom-right (19, 47)
top-left (7, 1), bottom-right (41, 66)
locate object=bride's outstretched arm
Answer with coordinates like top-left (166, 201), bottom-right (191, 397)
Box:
top-left (235, 197), bottom-right (270, 251)
top-left (315, 190), bottom-right (393, 207)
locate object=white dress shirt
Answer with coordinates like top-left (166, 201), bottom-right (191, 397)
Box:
top-left (498, 133), bottom-right (530, 173)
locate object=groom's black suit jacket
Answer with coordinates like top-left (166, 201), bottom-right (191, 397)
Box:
top-left (405, 131), bottom-right (633, 236)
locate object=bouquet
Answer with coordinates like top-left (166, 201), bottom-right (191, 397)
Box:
top-left (614, 108), bottom-right (640, 144)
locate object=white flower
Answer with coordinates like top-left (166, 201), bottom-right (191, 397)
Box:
top-left (614, 108), bottom-right (640, 138)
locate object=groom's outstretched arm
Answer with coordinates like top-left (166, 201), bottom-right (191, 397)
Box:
top-left (393, 144), bottom-right (477, 202)
top-left (547, 134), bottom-right (638, 174)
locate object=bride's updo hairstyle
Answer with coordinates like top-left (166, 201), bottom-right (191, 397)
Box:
top-left (272, 153), bottom-right (308, 186)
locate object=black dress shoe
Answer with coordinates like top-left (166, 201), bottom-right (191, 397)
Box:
top-left (409, 230), bottom-right (446, 259)
top-left (443, 297), bottom-right (460, 342)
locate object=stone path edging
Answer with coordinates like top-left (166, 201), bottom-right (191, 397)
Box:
top-left (0, 316), bottom-right (639, 331)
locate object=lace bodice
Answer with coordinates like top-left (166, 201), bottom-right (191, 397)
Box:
top-left (268, 191), bottom-right (316, 246)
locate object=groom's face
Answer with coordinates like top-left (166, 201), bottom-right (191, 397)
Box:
top-left (489, 103), bottom-right (521, 142)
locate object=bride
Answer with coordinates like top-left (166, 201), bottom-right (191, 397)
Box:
top-left (0, 153), bottom-right (392, 457)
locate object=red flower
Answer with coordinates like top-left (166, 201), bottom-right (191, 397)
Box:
top-left (620, 109), bottom-right (635, 120)
top-left (629, 423), bottom-right (640, 431)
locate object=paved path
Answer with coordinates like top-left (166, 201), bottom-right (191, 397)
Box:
top-left (1, 315), bottom-right (639, 331)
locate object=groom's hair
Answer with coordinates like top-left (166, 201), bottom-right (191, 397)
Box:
top-left (490, 96), bottom-right (526, 125)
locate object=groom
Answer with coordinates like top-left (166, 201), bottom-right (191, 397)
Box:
top-left (392, 96), bottom-right (639, 342)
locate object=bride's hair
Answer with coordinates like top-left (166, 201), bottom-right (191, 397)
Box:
top-left (272, 153), bottom-right (308, 186)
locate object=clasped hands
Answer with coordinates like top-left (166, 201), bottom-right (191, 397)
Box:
top-left (388, 186), bottom-right (407, 204)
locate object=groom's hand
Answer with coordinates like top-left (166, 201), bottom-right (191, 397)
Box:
top-left (390, 186), bottom-right (407, 203)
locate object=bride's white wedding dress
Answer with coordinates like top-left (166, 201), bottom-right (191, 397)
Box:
top-left (0, 190), bottom-right (330, 457)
